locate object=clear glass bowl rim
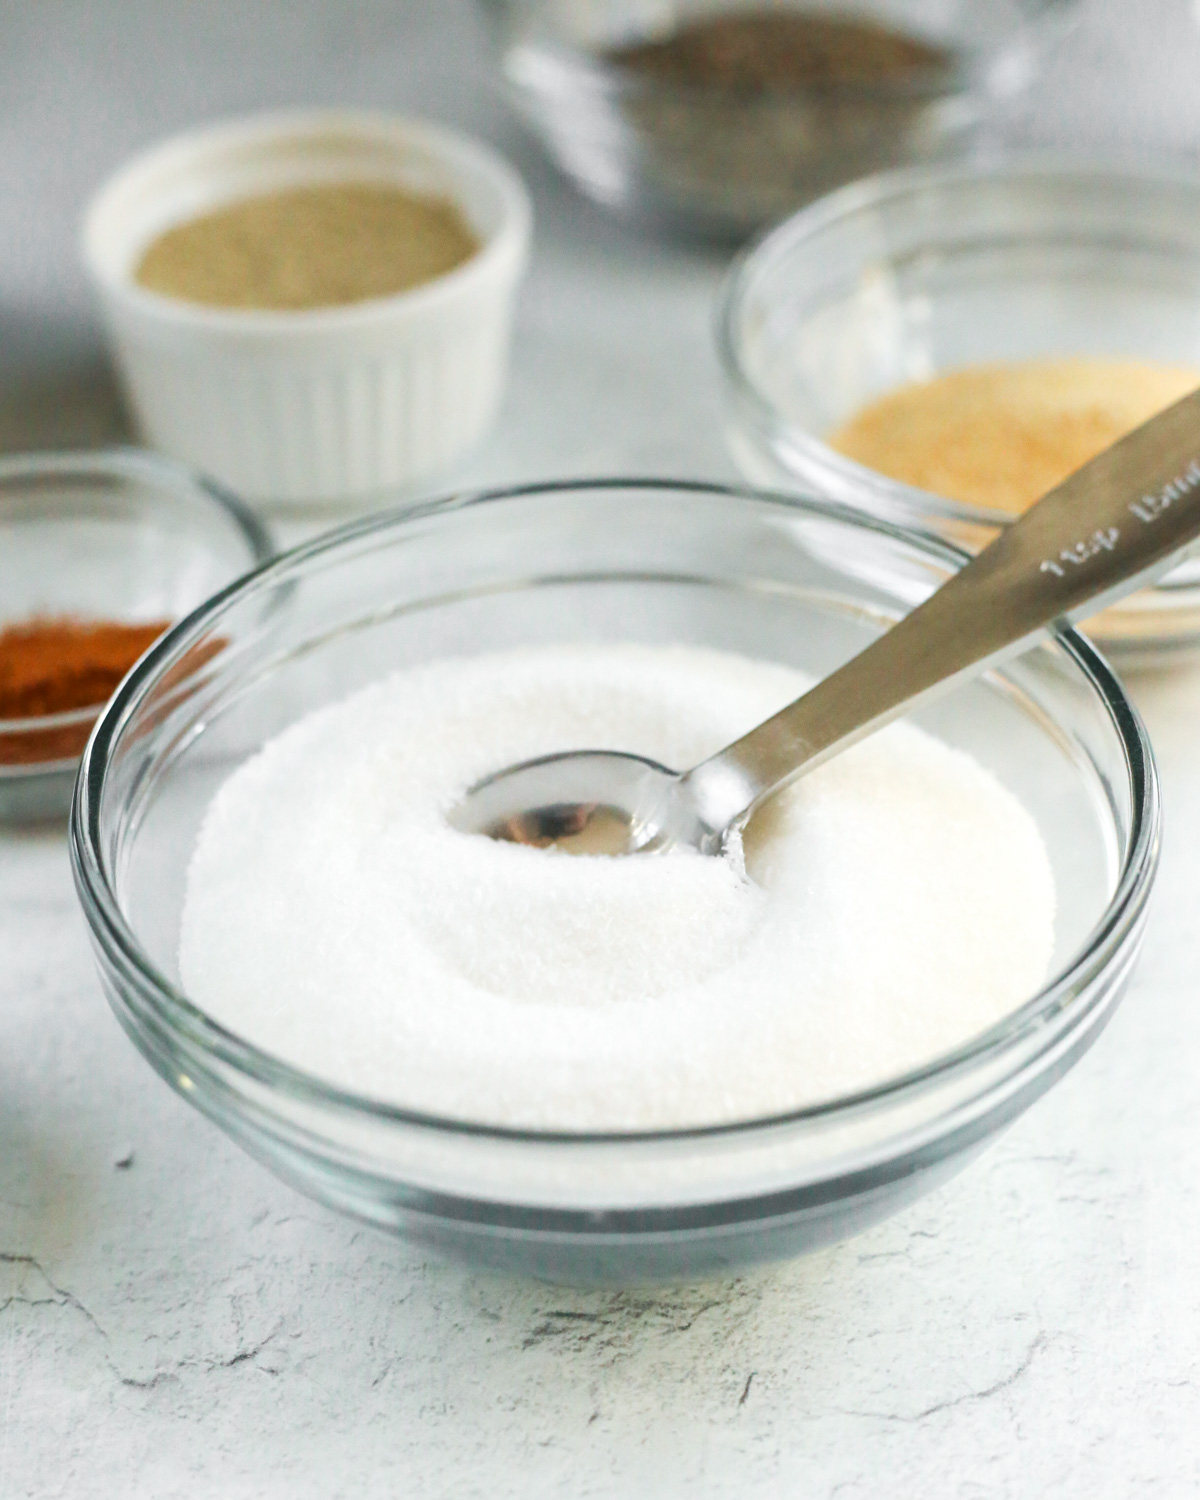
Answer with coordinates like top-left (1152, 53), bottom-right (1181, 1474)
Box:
top-left (716, 152), bottom-right (1200, 533)
top-left (70, 476), bottom-right (1159, 1147)
top-left (0, 446), bottom-right (273, 756)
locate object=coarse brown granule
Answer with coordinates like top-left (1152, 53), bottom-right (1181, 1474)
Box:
top-left (609, 11), bottom-right (952, 92)
top-left (135, 182), bottom-right (480, 311)
top-left (829, 358), bottom-right (1200, 514)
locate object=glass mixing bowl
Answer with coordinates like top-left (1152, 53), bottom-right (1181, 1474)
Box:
top-left (71, 479), bottom-right (1156, 1285)
top-left (718, 158), bottom-right (1200, 661)
top-left (0, 449), bottom-right (271, 824)
top-left (480, 0), bottom-right (1077, 238)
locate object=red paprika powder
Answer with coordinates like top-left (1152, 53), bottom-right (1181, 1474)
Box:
top-left (0, 616), bottom-right (170, 764)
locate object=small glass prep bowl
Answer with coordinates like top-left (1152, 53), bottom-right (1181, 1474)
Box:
top-left (71, 479), bottom-right (1156, 1285)
top-left (0, 449), bottom-right (272, 824)
top-left (719, 158), bottom-right (1200, 661)
top-left (480, 0), bottom-right (1077, 238)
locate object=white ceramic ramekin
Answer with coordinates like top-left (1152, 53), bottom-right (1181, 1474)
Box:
top-left (82, 111), bottom-right (532, 508)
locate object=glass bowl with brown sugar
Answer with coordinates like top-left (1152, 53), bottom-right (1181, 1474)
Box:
top-left (719, 157), bottom-right (1200, 662)
top-left (0, 449), bottom-right (270, 823)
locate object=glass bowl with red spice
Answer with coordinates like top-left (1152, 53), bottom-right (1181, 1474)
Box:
top-left (480, 0), bottom-right (1078, 238)
top-left (0, 449), bottom-right (271, 823)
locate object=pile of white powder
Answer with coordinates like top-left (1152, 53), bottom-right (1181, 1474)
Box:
top-left (179, 643), bottom-right (1056, 1130)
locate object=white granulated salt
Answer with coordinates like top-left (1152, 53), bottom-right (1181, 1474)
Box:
top-left (178, 644), bottom-right (1056, 1130)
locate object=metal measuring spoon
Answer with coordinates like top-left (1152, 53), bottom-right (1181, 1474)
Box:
top-left (451, 388), bottom-right (1200, 856)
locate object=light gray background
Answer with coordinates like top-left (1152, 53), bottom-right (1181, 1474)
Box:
top-left (3, 2), bottom-right (1200, 1495)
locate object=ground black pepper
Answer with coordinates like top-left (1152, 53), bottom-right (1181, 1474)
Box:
top-left (609, 11), bottom-right (952, 92)
top-left (596, 8), bottom-right (959, 234)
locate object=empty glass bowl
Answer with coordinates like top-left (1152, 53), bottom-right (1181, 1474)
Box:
top-left (719, 158), bottom-right (1200, 660)
top-left (0, 449), bottom-right (271, 823)
top-left (72, 479), bottom-right (1156, 1284)
top-left (481, 0), bottom-right (1078, 237)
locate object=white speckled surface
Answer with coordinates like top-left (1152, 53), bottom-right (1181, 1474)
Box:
top-left (4, 2), bottom-right (1200, 1494)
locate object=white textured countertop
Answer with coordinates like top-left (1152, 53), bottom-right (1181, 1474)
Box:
top-left (4, 2), bottom-right (1200, 1495)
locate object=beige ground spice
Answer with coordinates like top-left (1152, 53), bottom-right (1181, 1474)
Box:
top-left (830, 358), bottom-right (1200, 514)
top-left (135, 182), bottom-right (480, 311)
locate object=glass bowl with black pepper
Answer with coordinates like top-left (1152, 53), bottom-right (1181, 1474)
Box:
top-left (719, 158), bottom-right (1200, 662)
top-left (479, 0), bottom-right (1078, 238)
top-left (0, 449), bottom-right (271, 824)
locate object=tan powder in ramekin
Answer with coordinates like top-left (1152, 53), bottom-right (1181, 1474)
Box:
top-left (135, 182), bottom-right (479, 311)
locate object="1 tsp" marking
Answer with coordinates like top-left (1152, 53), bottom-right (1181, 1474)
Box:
top-left (1040, 526), bottom-right (1120, 579)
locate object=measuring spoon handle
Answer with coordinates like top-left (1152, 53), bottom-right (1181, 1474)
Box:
top-left (686, 385), bottom-right (1200, 837)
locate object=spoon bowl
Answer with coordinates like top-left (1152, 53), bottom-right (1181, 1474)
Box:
top-left (451, 749), bottom-right (677, 854)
